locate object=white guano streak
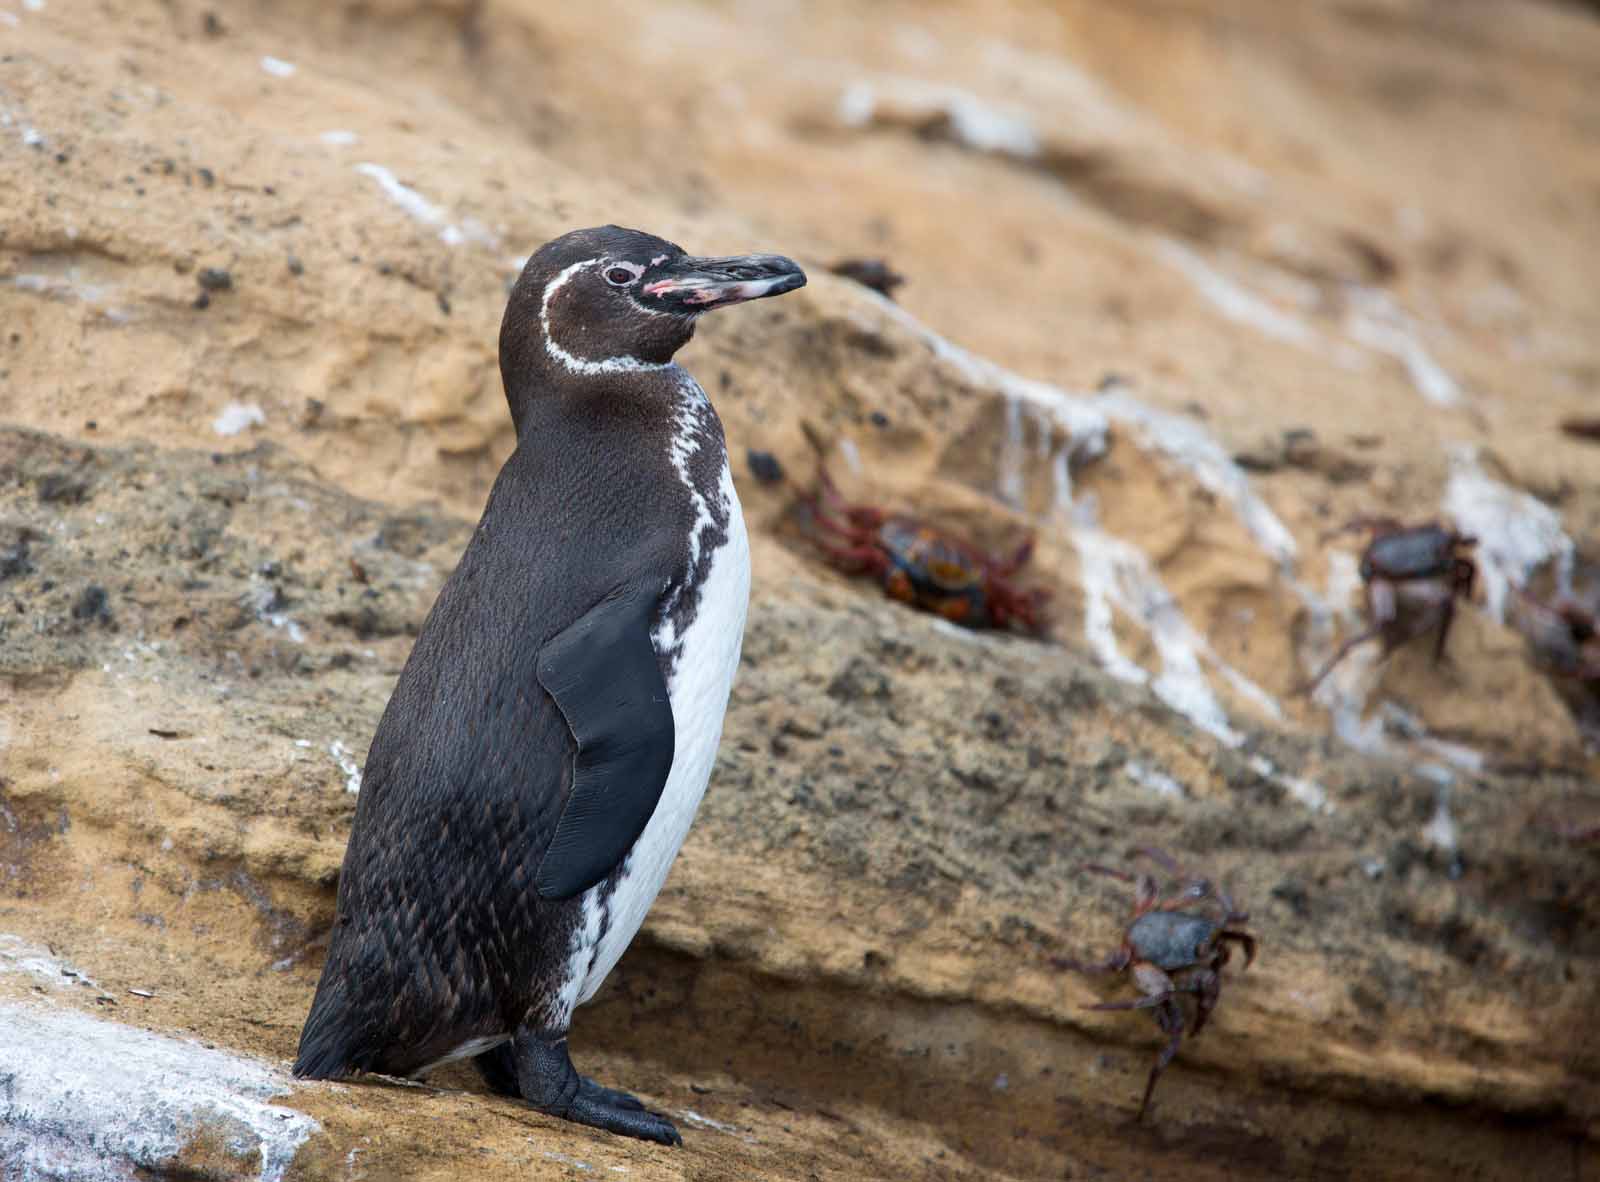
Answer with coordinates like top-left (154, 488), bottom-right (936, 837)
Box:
top-left (538, 259), bottom-right (674, 377)
top-left (1443, 444), bottom-right (1574, 623)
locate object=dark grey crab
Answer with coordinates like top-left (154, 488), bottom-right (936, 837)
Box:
top-left (1303, 517), bottom-right (1477, 693)
top-left (1055, 848), bottom-right (1257, 1120)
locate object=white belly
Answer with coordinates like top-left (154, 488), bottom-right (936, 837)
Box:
top-left (558, 464), bottom-right (750, 1018)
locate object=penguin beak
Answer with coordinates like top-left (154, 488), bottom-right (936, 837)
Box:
top-left (640, 253), bottom-right (807, 313)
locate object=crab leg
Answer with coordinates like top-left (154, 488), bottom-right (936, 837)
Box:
top-left (810, 538), bottom-right (889, 574)
top-left (990, 535), bottom-right (1036, 578)
top-left (1183, 969), bottom-right (1222, 1036)
top-left (1301, 623), bottom-right (1383, 693)
top-left (1218, 929), bottom-right (1257, 968)
top-left (1136, 1000), bottom-right (1188, 1122)
top-left (806, 500), bottom-right (881, 547)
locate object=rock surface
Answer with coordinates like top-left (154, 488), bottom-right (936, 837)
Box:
top-left (2, 1), bottom-right (1599, 1179)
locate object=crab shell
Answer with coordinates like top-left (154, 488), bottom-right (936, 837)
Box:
top-left (1361, 526), bottom-right (1473, 581)
top-left (1127, 910), bottom-right (1224, 972)
top-left (876, 518), bottom-right (993, 623)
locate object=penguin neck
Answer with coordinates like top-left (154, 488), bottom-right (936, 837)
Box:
top-left (504, 358), bottom-right (696, 443)
top-left (502, 318), bottom-right (702, 437)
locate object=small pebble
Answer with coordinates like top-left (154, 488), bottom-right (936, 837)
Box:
top-left (746, 449), bottom-right (785, 486)
top-left (71, 584), bottom-right (111, 622)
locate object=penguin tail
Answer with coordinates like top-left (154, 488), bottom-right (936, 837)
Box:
top-left (293, 979), bottom-right (367, 1080)
top-left (292, 1039), bottom-right (354, 1081)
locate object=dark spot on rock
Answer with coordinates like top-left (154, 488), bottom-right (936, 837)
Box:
top-left (193, 291), bottom-right (211, 310)
top-left (328, 602), bottom-right (410, 640)
top-left (286, 254), bottom-right (304, 276)
top-left (197, 167), bottom-right (215, 187)
top-left (1271, 879), bottom-right (1310, 918)
top-left (828, 258), bottom-right (905, 299)
top-left (869, 411), bottom-right (890, 429)
top-left (746, 449), bottom-right (784, 486)
top-left (0, 537), bottom-right (33, 581)
top-left (826, 656), bottom-right (892, 703)
top-left (1096, 373), bottom-right (1126, 392)
top-left (437, 292), bottom-right (451, 316)
top-left (197, 268), bottom-right (232, 292)
top-left (202, 10), bottom-right (225, 35)
top-left (843, 328), bottom-right (895, 358)
top-left (1347, 981), bottom-right (1387, 1018)
top-left (71, 584), bottom-right (112, 625)
top-left (36, 473), bottom-right (89, 505)
top-left (1562, 416), bottom-right (1600, 443)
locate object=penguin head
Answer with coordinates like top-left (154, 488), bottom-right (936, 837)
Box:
top-left (502, 225), bottom-right (806, 385)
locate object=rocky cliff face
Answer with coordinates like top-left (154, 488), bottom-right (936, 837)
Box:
top-left (2, 1), bottom-right (1598, 1179)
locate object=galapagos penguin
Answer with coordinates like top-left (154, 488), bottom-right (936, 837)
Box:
top-left (293, 226), bottom-right (806, 1145)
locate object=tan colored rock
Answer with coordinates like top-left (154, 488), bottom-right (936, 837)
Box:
top-left (2, 0), bottom-right (1599, 1178)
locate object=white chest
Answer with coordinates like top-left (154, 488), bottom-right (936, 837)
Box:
top-left (561, 461), bottom-right (751, 1015)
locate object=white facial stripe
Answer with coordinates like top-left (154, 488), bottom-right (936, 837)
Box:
top-left (538, 258), bottom-right (672, 376)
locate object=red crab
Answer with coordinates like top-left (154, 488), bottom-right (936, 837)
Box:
top-left (1054, 848), bottom-right (1257, 1121)
top-left (799, 465), bottom-right (1049, 634)
top-left (1304, 518), bottom-right (1477, 693)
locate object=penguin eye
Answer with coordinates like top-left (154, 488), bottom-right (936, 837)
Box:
top-left (604, 266), bottom-right (637, 287)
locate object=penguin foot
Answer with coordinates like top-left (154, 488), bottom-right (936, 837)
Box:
top-left (511, 1026), bottom-right (682, 1146)
top-left (578, 1076), bottom-right (647, 1112)
top-left (568, 1077), bottom-right (682, 1145)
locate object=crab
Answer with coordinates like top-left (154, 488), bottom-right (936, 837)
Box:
top-left (1514, 588), bottom-right (1600, 684)
top-left (1054, 848), bottom-right (1256, 1121)
top-left (1514, 583), bottom-right (1600, 747)
top-left (799, 464), bottom-right (1049, 633)
top-left (1303, 518), bottom-right (1477, 693)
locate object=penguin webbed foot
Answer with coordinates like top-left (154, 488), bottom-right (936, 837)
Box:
top-left (577, 1076), bottom-right (648, 1113)
top-left (509, 1027), bottom-right (682, 1147)
top-left (569, 1076), bottom-right (680, 1145)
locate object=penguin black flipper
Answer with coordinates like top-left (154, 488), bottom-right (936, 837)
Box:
top-left (533, 588), bottom-right (676, 901)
